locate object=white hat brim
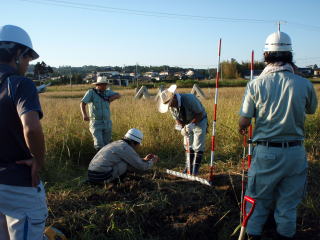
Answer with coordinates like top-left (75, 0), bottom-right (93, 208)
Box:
top-left (158, 100), bottom-right (170, 113)
top-left (157, 84), bottom-right (177, 113)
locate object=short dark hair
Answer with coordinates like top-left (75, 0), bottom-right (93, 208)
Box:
top-left (264, 51), bottom-right (293, 64)
top-left (0, 42), bottom-right (29, 62)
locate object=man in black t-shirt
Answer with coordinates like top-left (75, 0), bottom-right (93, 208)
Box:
top-left (0, 25), bottom-right (47, 240)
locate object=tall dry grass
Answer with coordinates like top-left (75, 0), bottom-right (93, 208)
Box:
top-left (40, 86), bottom-right (246, 179)
top-left (40, 84), bottom-right (320, 179)
top-left (40, 84), bottom-right (320, 239)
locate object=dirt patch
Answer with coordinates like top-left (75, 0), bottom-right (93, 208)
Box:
top-left (46, 170), bottom-right (320, 240)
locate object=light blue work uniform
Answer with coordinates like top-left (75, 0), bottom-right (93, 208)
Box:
top-left (88, 140), bottom-right (154, 182)
top-left (170, 93), bottom-right (207, 152)
top-left (240, 64), bottom-right (318, 237)
top-left (0, 183), bottom-right (48, 240)
top-left (81, 88), bottom-right (118, 150)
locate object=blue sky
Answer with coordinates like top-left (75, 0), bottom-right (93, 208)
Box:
top-left (3, 0), bottom-right (320, 68)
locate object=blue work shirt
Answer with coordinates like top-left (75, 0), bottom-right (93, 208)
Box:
top-left (81, 88), bottom-right (118, 121)
top-left (240, 66), bottom-right (318, 141)
top-left (169, 93), bottom-right (207, 124)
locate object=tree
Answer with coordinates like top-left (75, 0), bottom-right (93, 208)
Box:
top-left (221, 58), bottom-right (240, 79)
top-left (34, 61), bottom-right (53, 79)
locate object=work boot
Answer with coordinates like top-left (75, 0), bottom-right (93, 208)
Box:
top-left (246, 234), bottom-right (261, 240)
top-left (192, 151), bottom-right (203, 175)
top-left (183, 148), bottom-right (194, 174)
top-left (274, 232), bottom-right (293, 240)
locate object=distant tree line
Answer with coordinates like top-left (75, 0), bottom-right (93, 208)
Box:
top-left (221, 58), bottom-right (265, 79)
top-left (28, 59), bottom-right (268, 85)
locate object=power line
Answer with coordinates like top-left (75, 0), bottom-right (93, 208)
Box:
top-left (17, 0), bottom-right (320, 32)
top-left (18, 0), bottom-right (279, 23)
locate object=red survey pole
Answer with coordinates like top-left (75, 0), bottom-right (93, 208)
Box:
top-left (209, 38), bottom-right (222, 184)
top-left (240, 50), bottom-right (254, 221)
top-left (247, 50), bottom-right (254, 169)
top-left (240, 134), bottom-right (247, 222)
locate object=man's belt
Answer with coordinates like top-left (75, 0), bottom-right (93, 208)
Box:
top-left (256, 140), bottom-right (303, 148)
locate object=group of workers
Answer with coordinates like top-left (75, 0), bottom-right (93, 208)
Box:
top-left (0, 24), bottom-right (317, 240)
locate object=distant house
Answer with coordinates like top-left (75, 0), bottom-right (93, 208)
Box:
top-left (314, 68), bottom-right (320, 77)
top-left (97, 71), bottom-right (120, 78)
top-left (174, 72), bottom-right (185, 80)
top-left (185, 70), bottom-right (205, 80)
top-left (144, 71), bottom-right (159, 78)
top-left (185, 70), bottom-right (194, 77)
top-left (84, 73), bottom-right (96, 83)
top-left (297, 68), bottom-right (313, 78)
top-left (159, 71), bottom-right (169, 76)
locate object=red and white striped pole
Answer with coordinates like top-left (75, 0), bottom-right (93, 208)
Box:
top-left (209, 38), bottom-right (222, 184)
top-left (247, 50), bottom-right (254, 169)
top-left (241, 50), bottom-right (254, 220)
top-left (240, 134), bottom-right (247, 222)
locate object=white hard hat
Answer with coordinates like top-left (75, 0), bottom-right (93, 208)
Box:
top-left (92, 76), bottom-right (108, 85)
top-left (264, 31), bottom-right (292, 52)
top-left (157, 84), bottom-right (177, 113)
top-left (124, 128), bottom-right (144, 144)
top-left (0, 25), bottom-right (39, 59)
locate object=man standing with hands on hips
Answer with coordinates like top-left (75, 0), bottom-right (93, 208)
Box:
top-left (80, 76), bottom-right (121, 151)
top-left (239, 30), bottom-right (318, 240)
top-left (0, 25), bottom-right (48, 240)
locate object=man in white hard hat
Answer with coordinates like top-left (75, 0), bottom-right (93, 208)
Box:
top-left (0, 25), bottom-right (48, 239)
top-left (239, 30), bottom-right (318, 240)
top-left (80, 76), bottom-right (121, 151)
top-left (87, 128), bottom-right (159, 184)
top-left (158, 85), bottom-right (207, 175)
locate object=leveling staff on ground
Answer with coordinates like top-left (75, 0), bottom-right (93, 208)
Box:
top-left (80, 77), bottom-right (121, 151)
top-left (0, 25), bottom-right (48, 240)
top-left (87, 128), bottom-right (159, 184)
top-left (158, 85), bottom-right (207, 176)
top-left (239, 30), bottom-right (318, 240)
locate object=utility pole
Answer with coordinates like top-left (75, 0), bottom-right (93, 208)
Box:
top-left (69, 66), bottom-right (72, 90)
top-left (135, 63), bottom-right (138, 88)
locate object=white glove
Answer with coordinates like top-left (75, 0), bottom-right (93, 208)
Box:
top-left (185, 123), bottom-right (196, 133)
top-left (175, 124), bottom-right (183, 131)
top-left (181, 127), bottom-right (187, 136)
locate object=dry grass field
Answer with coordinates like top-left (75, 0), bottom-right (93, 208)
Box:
top-left (40, 84), bottom-right (320, 240)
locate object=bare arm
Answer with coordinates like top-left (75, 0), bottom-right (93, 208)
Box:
top-left (17, 111), bottom-right (45, 187)
top-left (80, 102), bottom-right (89, 121)
top-left (239, 116), bottom-right (251, 135)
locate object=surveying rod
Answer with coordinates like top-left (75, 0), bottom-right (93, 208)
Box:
top-left (209, 38), bottom-right (221, 183)
top-left (247, 50), bottom-right (254, 169)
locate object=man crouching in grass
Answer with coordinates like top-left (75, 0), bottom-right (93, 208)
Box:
top-left (87, 128), bottom-right (159, 185)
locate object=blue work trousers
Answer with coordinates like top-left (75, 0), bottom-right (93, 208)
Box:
top-left (183, 118), bottom-right (207, 152)
top-left (245, 144), bottom-right (307, 237)
top-left (89, 120), bottom-right (112, 150)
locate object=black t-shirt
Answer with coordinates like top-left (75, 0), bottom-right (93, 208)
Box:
top-left (0, 64), bottom-right (43, 186)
